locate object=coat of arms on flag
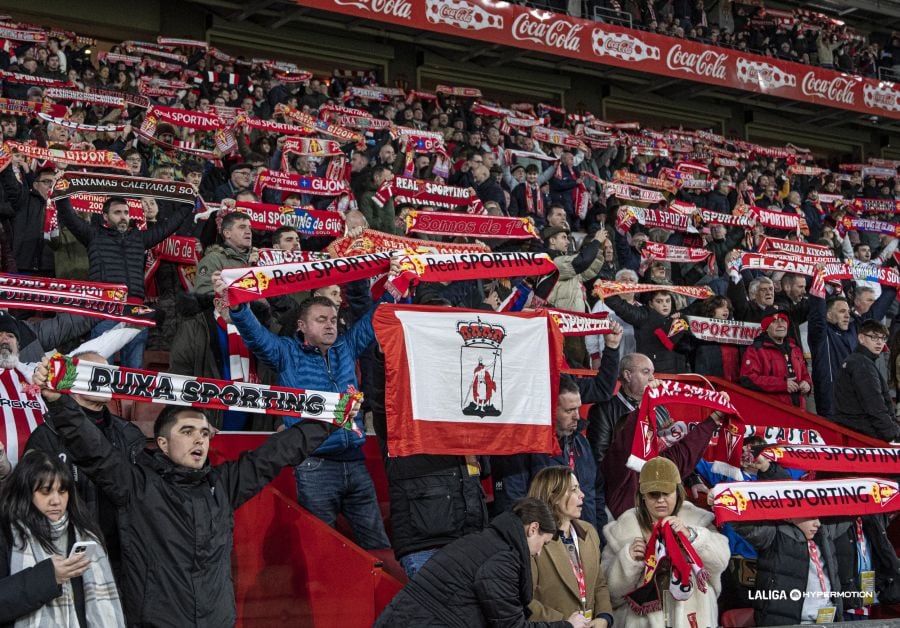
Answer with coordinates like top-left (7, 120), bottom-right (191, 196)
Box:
top-left (373, 304), bottom-right (563, 457)
top-left (458, 319), bottom-right (504, 417)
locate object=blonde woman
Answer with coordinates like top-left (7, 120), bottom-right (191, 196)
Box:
top-left (528, 466), bottom-right (613, 628)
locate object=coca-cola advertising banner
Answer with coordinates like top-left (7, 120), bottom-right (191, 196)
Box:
top-left (299, 0), bottom-right (900, 120)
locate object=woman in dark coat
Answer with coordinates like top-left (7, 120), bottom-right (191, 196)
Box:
top-left (605, 289), bottom-right (690, 375)
top-left (688, 295), bottom-right (742, 382)
top-left (375, 498), bottom-right (580, 628)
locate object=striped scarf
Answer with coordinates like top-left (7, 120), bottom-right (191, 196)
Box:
top-left (10, 514), bottom-right (124, 627)
top-left (0, 366), bottom-right (45, 466)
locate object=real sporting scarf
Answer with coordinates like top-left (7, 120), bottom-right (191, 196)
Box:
top-left (277, 105), bottom-right (362, 143)
top-left (46, 354), bottom-right (362, 432)
top-left (36, 113), bottom-right (127, 134)
top-left (532, 125), bottom-right (582, 149)
top-left (684, 316), bottom-right (760, 345)
top-left (256, 249), bottom-right (329, 266)
top-left (435, 84), bottom-right (481, 98)
top-left (606, 182), bottom-right (667, 205)
top-left (223, 252), bottom-right (393, 305)
top-left (614, 170), bottom-right (678, 195)
top-left (83, 86), bottom-right (149, 109)
top-left (640, 242), bottom-right (712, 269)
top-left (761, 445), bottom-right (900, 475)
top-left (0, 71), bottom-right (70, 87)
top-left (740, 205), bottom-right (808, 236)
top-left (546, 308), bottom-right (612, 335)
top-left (669, 202), bottom-right (755, 229)
top-left (49, 172), bottom-right (202, 208)
top-left (44, 196), bottom-right (144, 236)
top-left (126, 45), bottom-right (187, 64)
top-left (712, 477), bottom-right (900, 524)
top-left (0, 98), bottom-right (67, 118)
top-left (0, 285), bottom-right (154, 326)
top-left (97, 51), bottom-right (143, 65)
top-left (374, 177), bottom-right (484, 213)
top-left (151, 236), bottom-right (200, 265)
top-left (281, 136), bottom-right (344, 157)
top-left (592, 281), bottom-right (713, 301)
top-left (838, 215), bottom-right (900, 238)
top-left (405, 209), bottom-right (538, 240)
top-left (325, 228), bottom-right (490, 258)
top-left (616, 205), bottom-right (697, 235)
top-left (506, 149), bottom-right (558, 162)
top-left (758, 236), bottom-right (834, 259)
top-left (847, 198), bottom-right (900, 214)
top-left (0, 274), bottom-right (127, 302)
top-left (44, 87), bottom-right (126, 108)
top-left (157, 36), bottom-right (208, 49)
top-left (627, 380), bottom-right (743, 481)
top-left (253, 169), bottom-right (349, 199)
top-left (234, 113), bottom-right (316, 136)
top-left (385, 251), bottom-right (558, 300)
top-left (626, 519), bottom-right (709, 614)
top-left (405, 90), bottom-right (438, 103)
top-left (5, 141), bottom-right (129, 171)
top-left (234, 200), bottom-right (345, 236)
top-left (141, 105), bottom-right (235, 154)
top-left (319, 103), bottom-right (371, 119)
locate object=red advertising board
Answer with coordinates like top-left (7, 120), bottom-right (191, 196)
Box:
top-left (297, 0), bottom-right (900, 120)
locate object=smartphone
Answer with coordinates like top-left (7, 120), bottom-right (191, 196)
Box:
top-left (69, 541), bottom-right (97, 561)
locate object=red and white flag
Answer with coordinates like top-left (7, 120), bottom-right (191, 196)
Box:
top-left (373, 304), bottom-right (562, 457)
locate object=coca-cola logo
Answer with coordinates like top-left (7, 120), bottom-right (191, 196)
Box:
top-left (801, 72), bottom-right (855, 105)
top-left (591, 28), bottom-right (660, 61)
top-left (735, 58), bottom-right (796, 88)
top-left (425, 0), bottom-right (503, 30)
top-left (666, 45), bottom-right (728, 80)
top-left (334, 0), bottom-right (411, 19)
top-left (511, 13), bottom-right (582, 52)
top-left (863, 84), bottom-right (900, 113)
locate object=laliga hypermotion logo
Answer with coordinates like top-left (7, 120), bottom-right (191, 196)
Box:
top-left (425, 0), bottom-right (503, 31)
top-left (871, 481), bottom-right (899, 508)
top-left (231, 270), bottom-right (270, 294)
top-left (715, 487), bottom-right (748, 516)
top-left (457, 318), bottom-right (506, 418)
top-left (591, 28), bottom-right (660, 62)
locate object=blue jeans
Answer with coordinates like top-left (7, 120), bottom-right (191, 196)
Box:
top-left (294, 457), bottom-right (390, 549)
top-left (90, 318), bottom-right (149, 370)
top-left (399, 549), bottom-right (439, 579)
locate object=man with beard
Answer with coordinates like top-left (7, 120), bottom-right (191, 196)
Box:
top-left (0, 312), bottom-right (47, 468)
top-left (55, 195), bottom-right (193, 368)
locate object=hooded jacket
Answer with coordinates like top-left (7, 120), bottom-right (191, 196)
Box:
top-left (740, 333), bottom-right (811, 410)
top-left (46, 394), bottom-right (333, 627)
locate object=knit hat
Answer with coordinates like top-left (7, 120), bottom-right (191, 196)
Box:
top-left (0, 311), bottom-right (20, 342)
top-left (760, 310), bottom-right (789, 331)
top-left (639, 457), bottom-right (680, 495)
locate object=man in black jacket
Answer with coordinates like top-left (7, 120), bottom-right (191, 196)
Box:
top-left (833, 320), bottom-right (900, 442)
top-left (12, 166), bottom-right (54, 276)
top-left (25, 351), bottom-right (145, 579)
top-left (32, 357), bottom-right (335, 628)
top-left (55, 195), bottom-right (193, 368)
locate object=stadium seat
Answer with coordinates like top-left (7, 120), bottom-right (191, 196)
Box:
top-left (720, 608), bottom-right (755, 627)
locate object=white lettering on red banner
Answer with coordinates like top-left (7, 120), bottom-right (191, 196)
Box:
top-left (665, 44), bottom-right (728, 80)
top-left (511, 13), bottom-right (582, 52)
top-left (801, 71), bottom-right (856, 105)
top-left (333, 0), bottom-right (411, 18)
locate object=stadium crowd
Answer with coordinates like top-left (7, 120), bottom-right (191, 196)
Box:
top-left (0, 14), bottom-right (898, 628)
top-left (518, 0), bottom-right (900, 78)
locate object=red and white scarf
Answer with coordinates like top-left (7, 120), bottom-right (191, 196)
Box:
top-left (626, 519), bottom-right (709, 614)
top-left (214, 310), bottom-right (258, 384)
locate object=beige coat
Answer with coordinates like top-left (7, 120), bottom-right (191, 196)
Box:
top-left (601, 502), bottom-right (730, 628)
top-left (529, 520), bottom-right (613, 623)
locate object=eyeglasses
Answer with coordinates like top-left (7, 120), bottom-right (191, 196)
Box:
top-left (863, 333), bottom-right (888, 343)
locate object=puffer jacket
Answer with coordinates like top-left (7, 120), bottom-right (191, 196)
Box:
top-left (55, 197), bottom-right (192, 301)
top-left (546, 240), bottom-right (604, 313)
top-left (374, 511), bottom-right (570, 628)
top-left (604, 296), bottom-right (689, 375)
top-left (230, 297), bottom-right (390, 457)
top-left (47, 394), bottom-right (333, 628)
top-left (735, 521), bottom-right (844, 626)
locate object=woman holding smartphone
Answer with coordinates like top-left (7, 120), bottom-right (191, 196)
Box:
top-left (0, 451), bottom-right (124, 627)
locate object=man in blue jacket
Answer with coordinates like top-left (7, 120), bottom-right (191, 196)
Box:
top-left (214, 271), bottom-right (392, 549)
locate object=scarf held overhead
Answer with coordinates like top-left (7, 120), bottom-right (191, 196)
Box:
top-left (405, 209), bottom-right (538, 240)
top-left (46, 355), bottom-right (363, 432)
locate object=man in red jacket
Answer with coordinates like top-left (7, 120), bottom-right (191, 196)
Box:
top-left (740, 310), bottom-right (812, 410)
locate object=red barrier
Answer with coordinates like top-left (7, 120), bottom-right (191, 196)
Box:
top-left (296, 0), bottom-right (900, 120)
top-left (209, 436), bottom-right (403, 627)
